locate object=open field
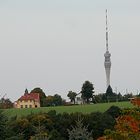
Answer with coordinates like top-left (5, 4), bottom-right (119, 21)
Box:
top-left (2, 101), bottom-right (134, 118)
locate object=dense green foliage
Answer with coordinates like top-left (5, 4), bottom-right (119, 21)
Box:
top-left (81, 81), bottom-right (94, 103)
top-left (0, 98), bottom-right (13, 109)
top-left (0, 106), bottom-right (119, 140)
top-left (105, 105), bottom-right (121, 118)
top-left (67, 119), bottom-right (93, 140)
top-left (105, 85), bottom-right (117, 102)
top-left (0, 111), bottom-right (8, 139)
top-left (0, 104), bottom-right (138, 140)
top-left (99, 108), bottom-right (140, 140)
top-left (94, 92), bottom-right (133, 103)
top-left (30, 88), bottom-right (64, 107)
top-left (67, 91), bottom-right (77, 104)
top-left (46, 94), bottom-right (63, 107)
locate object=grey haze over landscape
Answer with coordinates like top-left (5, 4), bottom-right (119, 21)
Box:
top-left (0, 0), bottom-right (140, 101)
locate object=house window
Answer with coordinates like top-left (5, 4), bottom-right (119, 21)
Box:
top-left (29, 105), bottom-right (32, 108)
top-left (25, 105), bottom-right (28, 108)
top-left (35, 105), bottom-right (37, 108)
top-left (21, 105), bottom-right (23, 108)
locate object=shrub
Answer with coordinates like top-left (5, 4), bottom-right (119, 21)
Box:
top-left (67, 118), bottom-right (93, 140)
top-left (105, 105), bottom-right (121, 118)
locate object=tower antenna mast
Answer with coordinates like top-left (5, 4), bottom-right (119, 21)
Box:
top-left (106, 9), bottom-right (109, 52)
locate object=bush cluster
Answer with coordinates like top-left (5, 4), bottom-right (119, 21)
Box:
top-left (0, 106), bottom-right (121, 140)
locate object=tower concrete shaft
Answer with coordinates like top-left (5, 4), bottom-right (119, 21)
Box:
top-left (104, 51), bottom-right (111, 88)
top-left (104, 9), bottom-right (111, 88)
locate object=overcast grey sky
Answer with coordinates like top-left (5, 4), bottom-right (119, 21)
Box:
top-left (0, 0), bottom-right (140, 101)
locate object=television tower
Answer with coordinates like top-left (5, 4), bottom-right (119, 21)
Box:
top-left (104, 9), bottom-right (111, 88)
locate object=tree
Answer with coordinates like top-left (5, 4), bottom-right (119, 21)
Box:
top-left (46, 96), bottom-right (54, 106)
top-left (81, 81), bottom-right (94, 104)
top-left (137, 93), bottom-right (140, 97)
top-left (0, 98), bottom-right (13, 109)
top-left (67, 118), bottom-right (93, 140)
top-left (106, 85), bottom-right (113, 96)
top-left (67, 91), bottom-right (77, 104)
top-left (123, 93), bottom-right (133, 101)
top-left (100, 109), bottom-right (140, 140)
top-left (117, 92), bottom-right (123, 101)
top-left (53, 94), bottom-right (63, 106)
top-left (105, 106), bottom-right (121, 119)
top-left (31, 114), bottom-right (49, 138)
top-left (31, 88), bottom-right (46, 107)
top-left (0, 111), bottom-right (8, 139)
top-left (46, 94), bottom-right (63, 106)
top-left (106, 85), bottom-right (117, 102)
top-left (49, 129), bottom-right (63, 140)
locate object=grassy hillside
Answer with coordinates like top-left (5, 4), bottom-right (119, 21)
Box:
top-left (2, 101), bottom-right (134, 118)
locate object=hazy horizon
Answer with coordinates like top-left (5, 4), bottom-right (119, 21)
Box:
top-left (0, 0), bottom-right (140, 101)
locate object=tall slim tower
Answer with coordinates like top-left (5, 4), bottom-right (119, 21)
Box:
top-left (104, 9), bottom-right (111, 88)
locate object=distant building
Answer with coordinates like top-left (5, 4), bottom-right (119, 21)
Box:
top-left (15, 92), bottom-right (40, 108)
top-left (75, 96), bottom-right (83, 104)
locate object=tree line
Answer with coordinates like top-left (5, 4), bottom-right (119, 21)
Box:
top-left (67, 81), bottom-right (134, 104)
top-left (0, 105), bottom-right (121, 140)
top-left (0, 80), bottom-right (136, 109)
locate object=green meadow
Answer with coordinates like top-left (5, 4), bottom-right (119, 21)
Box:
top-left (2, 101), bottom-right (134, 118)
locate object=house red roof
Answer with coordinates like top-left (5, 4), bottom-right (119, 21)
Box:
top-left (18, 93), bottom-right (40, 102)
